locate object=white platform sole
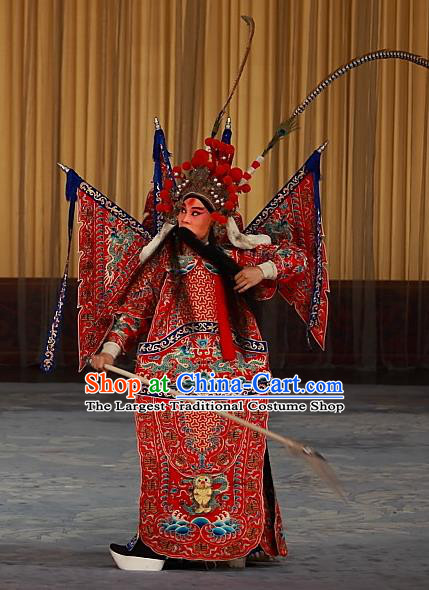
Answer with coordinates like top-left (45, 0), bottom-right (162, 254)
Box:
top-left (110, 548), bottom-right (165, 571)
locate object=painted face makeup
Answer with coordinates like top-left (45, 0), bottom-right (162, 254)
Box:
top-left (177, 196), bottom-right (213, 241)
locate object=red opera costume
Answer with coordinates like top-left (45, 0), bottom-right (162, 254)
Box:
top-left (41, 125), bottom-right (329, 570)
top-left (41, 20), bottom-right (329, 565)
top-left (41, 126), bottom-right (329, 569)
top-left (103, 233), bottom-right (307, 561)
top-left (39, 13), bottom-right (429, 569)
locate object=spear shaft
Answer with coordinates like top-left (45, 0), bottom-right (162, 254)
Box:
top-left (103, 363), bottom-right (347, 500)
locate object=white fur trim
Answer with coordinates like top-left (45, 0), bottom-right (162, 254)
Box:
top-left (258, 260), bottom-right (277, 279)
top-left (139, 222), bottom-right (175, 264)
top-left (226, 217), bottom-right (271, 249)
top-left (101, 342), bottom-right (121, 359)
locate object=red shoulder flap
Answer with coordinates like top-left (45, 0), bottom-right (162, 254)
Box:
top-left (77, 183), bottom-right (152, 370)
top-left (245, 149), bottom-right (329, 349)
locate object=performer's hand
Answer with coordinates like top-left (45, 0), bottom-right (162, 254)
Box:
top-left (233, 266), bottom-right (264, 293)
top-left (90, 353), bottom-right (114, 371)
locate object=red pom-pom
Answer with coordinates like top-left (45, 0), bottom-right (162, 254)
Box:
top-left (223, 200), bottom-right (235, 211)
top-left (204, 138), bottom-right (213, 147)
top-left (229, 167), bottom-right (243, 182)
top-left (159, 189), bottom-right (170, 201)
top-left (211, 139), bottom-right (221, 150)
top-left (211, 211), bottom-right (227, 224)
top-left (156, 203), bottom-right (172, 213)
top-left (191, 150), bottom-right (210, 169)
top-left (223, 175), bottom-right (233, 186)
top-left (240, 183), bottom-right (251, 193)
top-left (182, 161), bottom-right (191, 170)
top-left (172, 165), bottom-right (182, 174)
top-left (225, 144), bottom-right (235, 156)
top-left (163, 179), bottom-right (173, 190)
top-left (251, 160), bottom-right (261, 169)
top-left (197, 148), bottom-right (210, 158)
top-left (193, 149), bottom-right (210, 165)
top-left (215, 164), bottom-right (228, 177)
top-left (243, 171), bottom-right (251, 180)
top-left (206, 161), bottom-right (215, 172)
top-left (225, 190), bottom-right (238, 203)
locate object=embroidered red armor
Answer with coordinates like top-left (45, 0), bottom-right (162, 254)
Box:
top-left (104, 237), bottom-right (306, 560)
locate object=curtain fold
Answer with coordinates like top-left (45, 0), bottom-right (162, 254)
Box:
top-left (0, 0), bottom-right (428, 281)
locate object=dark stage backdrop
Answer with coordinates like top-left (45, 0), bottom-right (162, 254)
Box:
top-left (1, 278), bottom-right (428, 384)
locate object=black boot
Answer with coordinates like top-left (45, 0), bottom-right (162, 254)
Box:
top-left (110, 535), bottom-right (166, 571)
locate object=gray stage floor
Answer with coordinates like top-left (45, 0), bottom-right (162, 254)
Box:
top-left (1, 382), bottom-right (428, 589)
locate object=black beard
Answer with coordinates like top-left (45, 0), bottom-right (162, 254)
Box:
top-left (176, 226), bottom-right (242, 280)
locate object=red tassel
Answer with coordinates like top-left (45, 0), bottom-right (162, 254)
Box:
top-left (211, 212), bottom-right (228, 224)
top-left (214, 275), bottom-right (236, 361)
top-left (230, 167), bottom-right (243, 182)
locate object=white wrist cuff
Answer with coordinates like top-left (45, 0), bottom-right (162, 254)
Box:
top-left (257, 260), bottom-right (277, 280)
top-left (101, 342), bottom-right (121, 359)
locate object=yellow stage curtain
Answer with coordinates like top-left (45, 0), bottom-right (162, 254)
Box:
top-left (0, 0), bottom-right (428, 279)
